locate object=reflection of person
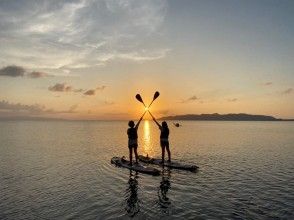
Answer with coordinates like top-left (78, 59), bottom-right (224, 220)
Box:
top-left (125, 171), bottom-right (140, 217)
top-left (158, 168), bottom-right (171, 208)
top-left (149, 111), bottom-right (171, 163)
top-left (127, 112), bottom-right (146, 165)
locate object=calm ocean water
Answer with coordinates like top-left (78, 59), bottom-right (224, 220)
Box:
top-left (0, 120), bottom-right (293, 220)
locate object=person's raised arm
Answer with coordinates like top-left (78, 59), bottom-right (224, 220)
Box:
top-left (148, 111), bottom-right (161, 129)
top-left (135, 111), bottom-right (146, 129)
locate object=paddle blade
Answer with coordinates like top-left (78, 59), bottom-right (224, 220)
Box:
top-left (135, 94), bottom-right (143, 103)
top-left (136, 94), bottom-right (146, 107)
top-left (153, 91), bottom-right (160, 100)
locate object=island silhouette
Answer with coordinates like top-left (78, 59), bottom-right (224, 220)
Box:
top-left (160, 113), bottom-right (294, 121)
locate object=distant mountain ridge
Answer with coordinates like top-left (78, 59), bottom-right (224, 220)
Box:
top-left (159, 113), bottom-right (294, 121)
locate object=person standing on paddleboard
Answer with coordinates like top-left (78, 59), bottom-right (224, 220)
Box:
top-left (127, 112), bottom-right (146, 166)
top-left (149, 111), bottom-right (171, 163)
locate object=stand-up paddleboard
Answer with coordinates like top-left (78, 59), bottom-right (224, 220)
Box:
top-left (111, 156), bottom-right (160, 176)
top-left (138, 155), bottom-right (198, 172)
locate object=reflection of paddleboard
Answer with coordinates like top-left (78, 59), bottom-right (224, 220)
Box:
top-left (111, 156), bottom-right (160, 176)
top-left (138, 155), bottom-right (198, 172)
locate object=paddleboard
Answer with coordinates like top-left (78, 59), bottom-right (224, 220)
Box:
top-left (138, 155), bottom-right (198, 171)
top-left (111, 156), bottom-right (160, 176)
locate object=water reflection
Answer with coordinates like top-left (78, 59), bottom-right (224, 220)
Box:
top-left (158, 168), bottom-right (171, 210)
top-left (125, 171), bottom-right (140, 217)
top-left (143, 120), bottom-right (152, 155)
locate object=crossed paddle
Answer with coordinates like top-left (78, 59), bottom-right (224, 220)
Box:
top-left (135, 91), bottom-right (160, 116)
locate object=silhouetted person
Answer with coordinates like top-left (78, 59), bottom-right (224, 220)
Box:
top-left (149, 111), bottom-right (171, 163)
top-left (127, 112), bottom-right (145, 166)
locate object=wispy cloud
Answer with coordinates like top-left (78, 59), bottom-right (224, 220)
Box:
top-left (48, 83), bottom-right (72, 92)
top-left (84, 86), bottom-right (107, 96)
top-left (0, 100), bottom-right (46, 113)
top-left (96, 86), bottom-right (106, 91)
top-left (281, 88), bottom-right (293, 95)
top-left (0, 0), bottom-right (168, 72)
top-left (104, 112), bottom-right (130, 117)
top-left (68, 104), bottom-right (78, 113)
top-left (48, 83), bottom-right (106, 96)
top-left (73, 88), bottom-right (85, 93)
top-left (0, 100), bottom-right (77, 116)
top-left (27, 71), bottom-right (51, 78)
top-left (227, 98), bottom-right (238, 102)
top-left (104, 100), bottom-right (115, 105)
top-left (181, 95), bottom-right (198, 103)
top-left (84, 89), bottom-right (96, 96)
top-left (155, 109), bottom-right (169, 115)
top-left (262, 82), bottom-right (273, 86)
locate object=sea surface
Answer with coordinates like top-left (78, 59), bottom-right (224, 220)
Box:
top-left (0, 120), bottom-right (293, 220)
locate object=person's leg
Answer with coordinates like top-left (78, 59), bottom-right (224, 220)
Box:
top-left (161, 146), bottom-right (165, 164)
top-left (129, 147), bottom-right (133, 166)
top-left (134, 146), bottom-right (139, 163)
top-left (166, 142), bottom-right (171, 162)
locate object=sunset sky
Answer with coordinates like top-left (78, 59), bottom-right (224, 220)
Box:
top-left (0, 0), bottom-right (293, 120)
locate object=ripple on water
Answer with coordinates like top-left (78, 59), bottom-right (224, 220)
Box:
top-left (0, 121), bottom-right (294, 219)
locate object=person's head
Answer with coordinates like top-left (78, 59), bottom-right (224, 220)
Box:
top-left (162, 121), bottom-right (168, 128)
top-left (128, 120), bottom-right (135, 128)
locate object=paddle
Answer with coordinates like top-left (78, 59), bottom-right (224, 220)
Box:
top-left (135, 94), bottom-right (146, 107)
top-left (148, 91), bottom-right (160, 108)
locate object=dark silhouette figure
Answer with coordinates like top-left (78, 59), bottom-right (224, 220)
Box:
top-left (127, 112), bottom-right (145, 165)
top-left (149, 111), bottom-right (171, 163)
top-left (158, 168), bottom-right (171, 210)
top-left (125, 171), bottom-right (140, 217)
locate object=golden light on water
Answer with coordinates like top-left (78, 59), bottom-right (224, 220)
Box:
top-left (143, 120), bottom-right (153, 156)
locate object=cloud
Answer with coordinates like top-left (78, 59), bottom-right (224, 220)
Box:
top-left (83, 86), bottom-right (106, 96)
top-left (48, 83), bottom-right (72, 92)
top-left (155, 109), bottom-right (169, 115)
top-left (0, 65), bottom-right (52, 78)
top-left (73, 88), bottom-right (85, 93)
top-left (0, 0), bottom-right (168, 70)
top-left (0, 100), bottom-right (46, 113)
top-left (96, 86), bottom-right (106, 91)
top-left (262, 82), bottom-right (273, 86)
top-left (48, 83), bottom-right (105, 96)
top-left (0, 100), bottom-right (77, 116)
top-left (181, 95), bottom-right (198, 103)
top-left (104, 112), bottom-right (130, 117)
top-left (227, 98), bottom-right (238, 102)
top-left (104, 100), bottom-right (115, 105)
top-left (84, 89), bottom-right (95, 96)
top-left (27, 71), bottom-right (51, 78)
top-left (0, 65), bottom-right (25, 77)
top-left (68, 104), bottom-right (78, 113)
top-left (281, 88), bottom-right (293, 95)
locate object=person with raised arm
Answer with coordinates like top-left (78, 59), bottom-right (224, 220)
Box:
top-left (127, 112), bottom-right (146, 166)
top-left (149, 111), bottom-right (171, 164)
